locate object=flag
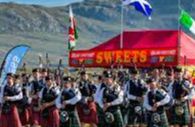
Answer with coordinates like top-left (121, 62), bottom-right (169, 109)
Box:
top-left (68, 6), bottom-right (78, 50)
top-left (180, 10), bottom-right (195, 35)
top-left (0, 45), bottom-right (30, 85)
top-left (122, 0), bottom-right (152, 19)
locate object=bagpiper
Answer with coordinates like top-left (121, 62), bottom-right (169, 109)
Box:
top-left (94, 74), bottom-right (107, 127)
top-left (144, 78), bottom-right (170, 127)
top-left (169, 67), bottom-right (194, 127)
top-left (56, 76), bottom-right (81, 127)
top-left (165, 71), bottom-right (174, 93)
top-left (97, 71), bottom-right (124, 127)
top-left (28, 68), bottom-right (44, 127)
top-left (39, 75), bottom-right (60, 127)
top-left (124, 69), bottom-right (148, 127)
top-left (77, 71), bottom-right (98, 127)
top-left (0, 73), bottom-right (23, 127)
top-left (164, 71), bottom-right (175, 124)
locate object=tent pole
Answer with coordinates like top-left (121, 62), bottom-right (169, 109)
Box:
top-left (177, 0), bottom-right (181, 66)
top-left (178, 27), bottom-right (181, 66)
top-left (120, 3), bottom-right (124, 49)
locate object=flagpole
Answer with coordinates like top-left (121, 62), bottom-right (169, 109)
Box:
top-left (120, 3), bottom-right (124, 49)
top-left (178, 0), bottom-right (181, 66)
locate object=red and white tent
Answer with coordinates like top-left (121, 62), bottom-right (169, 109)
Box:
top-left (69, 30), bottom-right (195, 68)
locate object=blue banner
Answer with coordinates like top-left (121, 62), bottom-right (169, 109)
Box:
top-left (0, 45), bottom-right (30, 85)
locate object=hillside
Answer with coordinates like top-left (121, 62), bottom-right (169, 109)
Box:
top-left (0, 0), bottom-right (194, 68)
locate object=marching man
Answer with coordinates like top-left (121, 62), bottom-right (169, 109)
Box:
top-left (169, 67), bottom-right (194, 127)
top-left (144, 78), bottom-right (170, 127)
top-left (124, 69), bottom-right (148, 127)
top-left (96, 71), bottom-right (124, 127)
top-left (55, 76), bottom-right (81, 127)
top-left (77, 71), bottom-right (98, 127)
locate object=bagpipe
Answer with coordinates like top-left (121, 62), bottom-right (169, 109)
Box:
top-left (1, 88), bottom-right (11, 114)
top-left (41, 106), bottom-right (49, 119)
top-left (17, 95), bottom-right (29, 114)
top-left (31, 80), bottom-right (44, 94)
top-left (1, 85), bottom-right (20, 114)
top-left (41, 89), bottom-right (58, 119)
top-left (174, 92), bottom-right (190, 116)
top-left (172, 79), bottom-right (192, 116)
top-left (59, 89), bottom-right (77, 123)
top-left (103, 86), bottom-right (120, 124)
top-left (103, 97), bottom-right (115, 124)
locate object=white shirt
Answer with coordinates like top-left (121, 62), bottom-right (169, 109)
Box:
top-left (167, 81), bottom-right (174, 98)
top-left (94, 83), bottom-right (102, 103)
top-left (0, 83), bottom-right (23, 104)
top-left (39, 85), bottom-right (60, 99)
top-left (124, 79), bottom-right (146, 100)
top-left (55, 88), bottom-right (81, 109)
top-left (97, 85), bottom-right (124, 109)
top-left (143, 88), bottom-right (170, 111)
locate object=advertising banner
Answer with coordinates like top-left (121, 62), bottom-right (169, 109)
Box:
top-left (69, 48), bottom-right (178, 67)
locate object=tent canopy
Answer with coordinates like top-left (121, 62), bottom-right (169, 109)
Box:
top-left (90, 30), bottom-right (179, 51)
top-left (69, 30), bottom-right (195, 67)
top-left (180, 31), bottom-right (195, 65)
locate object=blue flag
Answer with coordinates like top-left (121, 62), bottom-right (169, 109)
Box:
top-left (122, 0), bottom-right (152, 19)
top-left (0, 45), bottom-right (30, 85)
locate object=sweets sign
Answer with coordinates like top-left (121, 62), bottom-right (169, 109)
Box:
top-left (69, 48), bottom-right (177, 67)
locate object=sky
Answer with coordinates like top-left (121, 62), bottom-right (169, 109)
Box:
top-left (0, 0), bottom-right (83, 6)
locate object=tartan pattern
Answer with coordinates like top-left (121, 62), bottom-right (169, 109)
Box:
top-left (147, 111), bottom-right (169, 127)
top-left (96, 105), bottom-right (105, 127)
top-left (120, 105), bottom-right (129, 125)
top-left (106, 109), bottom-right (124, 127)
top-left (127, 103), bottom-right (146, 125)
top-left (60, 110), bottom-right (80, 127)
top-left (169, 102), bottom-right (190, 125)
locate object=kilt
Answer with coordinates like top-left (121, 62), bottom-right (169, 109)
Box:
top-left (127, 103), bottom-right (146, 125)
top-left (30, 105), bottom-right (42, 125)
top-left (60, 110), bottom-right (80, 127)
top-left (41, 106), bottom-right (60, 127)
top-left (166, 109), bottom-right (172, 125)
top-left (19, 106), bottom-right (31, 125)
top-left (0, 105), bottom-right (22, 127)
top-left (96, 104), bottom-right (105, 127)
top-left (120, 104), bottom-right (129, 125)
top-left (106, 109), bottom-right (124, 127)
top-left (169, 102), bottom-right (190, 125)
top-left (146, 111), bottom-right (169, 127)
top-left (30, 98), bottom-right (42, 125)
top-left (77, 101), bottom-right (98, 124)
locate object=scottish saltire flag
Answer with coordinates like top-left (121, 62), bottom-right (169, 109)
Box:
top-left (122, 0), bottom-right (152, 19)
